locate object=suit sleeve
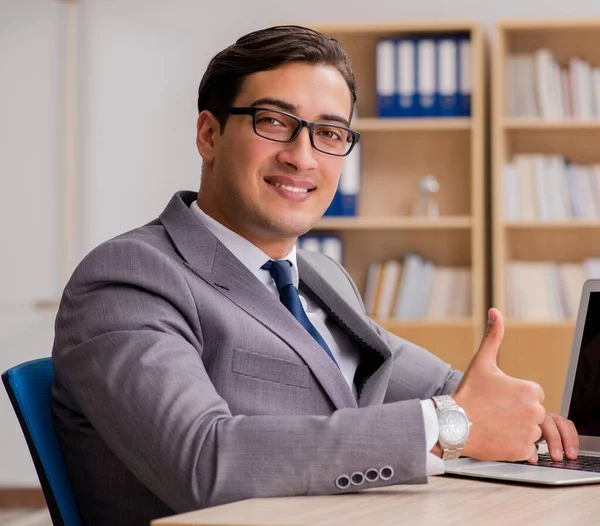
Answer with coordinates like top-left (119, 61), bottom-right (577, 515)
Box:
top-left (53, 238), bottom-right (433, 514)
top-left (375, 326), bottom-right (463, 403)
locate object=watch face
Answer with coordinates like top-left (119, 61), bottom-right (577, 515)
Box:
top-left (439, 409), bottom-right (470, 446)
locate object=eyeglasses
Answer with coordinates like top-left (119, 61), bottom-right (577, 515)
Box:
top-left (213, 107), bottom-right (360, 157)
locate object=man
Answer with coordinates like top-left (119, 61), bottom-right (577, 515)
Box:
top-left (52, 25), bottom-right (579, 525)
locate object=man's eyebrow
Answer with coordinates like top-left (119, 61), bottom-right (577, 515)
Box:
top-left (318, 113), bottom-right (351, 128)
top-left (250, 98), bottom-right (296, 113)
top-left (250, 98), bottom-right (351, 128)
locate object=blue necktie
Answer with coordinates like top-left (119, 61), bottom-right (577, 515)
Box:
top-left (262, 260), bottom-right (338, 365)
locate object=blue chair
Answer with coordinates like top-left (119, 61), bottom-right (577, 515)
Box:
top-left (3, 358), bottom-right (82, 526)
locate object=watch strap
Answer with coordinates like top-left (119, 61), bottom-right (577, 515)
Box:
top-left (432, 394), bottom-right (455, 411)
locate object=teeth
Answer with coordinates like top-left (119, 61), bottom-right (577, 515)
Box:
top-left (268, 181), bottom-right (309, 193)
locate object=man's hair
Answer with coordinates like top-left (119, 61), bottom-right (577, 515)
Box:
top-left (197, 25), bottom-right (357, 129)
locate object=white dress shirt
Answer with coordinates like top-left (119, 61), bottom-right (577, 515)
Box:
top-left (190, 201), bottom-right (443, 475)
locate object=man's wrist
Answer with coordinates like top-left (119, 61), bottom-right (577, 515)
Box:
top-left (432, 395), bottom-right (471, 461)
top-left (431, 442), bottom-right (443, 458)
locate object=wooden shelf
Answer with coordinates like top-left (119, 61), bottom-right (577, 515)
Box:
top-left (498, 19), bottom-right (600, 31)
top-left (377, 318), bottom-right (477, 329)
top-left (354, 118), bottom-right (471, 132)
top-left (504, 221), bottom-right (600, 229)
top-left (314, 216), bottom-right (472, 230)
top-left (504, 118), bottom-right (600, 130)
top-left (493, 19), bottom-right (600, 412)
top-left (311, 20), bottom-right (480, 34)
top-left (308, 22), bottom-right (486, 365)
top-left (505, 319), bottom-right (576, 328)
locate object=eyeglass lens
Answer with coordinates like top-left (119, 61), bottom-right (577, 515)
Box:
top-left (253, 109), bottom-right (354, 155)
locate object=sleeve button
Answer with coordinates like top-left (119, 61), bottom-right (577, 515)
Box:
top-left (350, 471), bottom-right (364, 485)
top-left (379, 466), bottom-right (394, 481)
top-left (365, 468), bottom-right (379, 482)
top-left (335, 475), bottom-right (351, 489)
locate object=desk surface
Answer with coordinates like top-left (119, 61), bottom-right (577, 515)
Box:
top-left (152, 475), bottom-right (600, 526)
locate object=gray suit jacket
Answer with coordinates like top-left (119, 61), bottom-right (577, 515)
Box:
top-left (52, 191), bottom-right (462, 526)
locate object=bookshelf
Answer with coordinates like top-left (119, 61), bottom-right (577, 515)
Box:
top-left (493, 19), bottom-right (600, 412)
top-left (309, 22), bottom-right (486, 371)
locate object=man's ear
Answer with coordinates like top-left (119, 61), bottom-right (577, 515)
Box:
top-left (196, 110), bottom-right (220, 162)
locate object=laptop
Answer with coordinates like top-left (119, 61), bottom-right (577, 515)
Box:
top-left (445, 278), bottom-right (600, 485)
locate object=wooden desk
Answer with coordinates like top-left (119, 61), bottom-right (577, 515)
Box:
top-left (152, 475), bottom-right (600, 526)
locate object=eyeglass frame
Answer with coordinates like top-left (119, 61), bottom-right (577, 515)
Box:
top-left (212, 106), bottom-right (360, 157)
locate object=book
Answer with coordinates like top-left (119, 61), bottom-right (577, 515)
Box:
top-left (363, 262), bottom-right (383, 317)
top-left (393, 253), bottom-right (424, 319)
top-left (298, 235), bottom-right (321, 253)
top-left (321, 235), bottom-right (343, 265)
top-left (503, 161), bottom-right (520, 220)
top-left (339, 143), bottom-right (361, 216)
top-left (558, 263), bottom-right (587, 318)
top-left (417, 38), bottom-right (437, 117)
top-left (396, 38), bottom-right (418, 117)
top-left (450, 267), bottom-right (471, 317)
top-left (534, 49), bottom-right (559, 120)
top-left (425, 266), bottom-right (454, 318)
top-left (457, 36), bottom-right (471, 116)
top-left (376, 39), bottom-right (396, 117)
top-left (374, 260), bottom-right (403, 319)
top-left (438, 37), bottom-right (458, 116)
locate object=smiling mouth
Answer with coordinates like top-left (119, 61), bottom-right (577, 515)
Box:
top-left (265, 180), bottom-right (315, 193)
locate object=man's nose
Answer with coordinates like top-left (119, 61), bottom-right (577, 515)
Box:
top-left (276, 127), bottom-right (318, 171)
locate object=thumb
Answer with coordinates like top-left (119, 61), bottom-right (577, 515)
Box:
top-left (473, 308), bottom-right (504, 368)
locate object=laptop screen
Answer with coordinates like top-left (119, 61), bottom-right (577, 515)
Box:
top-left (568, 291), bottom-right (600, 437)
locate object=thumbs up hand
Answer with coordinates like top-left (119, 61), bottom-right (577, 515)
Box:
top-left (453, 308), bottom-right (546, 462)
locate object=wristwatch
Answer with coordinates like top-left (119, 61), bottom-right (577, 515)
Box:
top-left (432, 395), bottom-right (471, 461)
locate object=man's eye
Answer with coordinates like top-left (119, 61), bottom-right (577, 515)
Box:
top-left (319, 129), bottom-right (342, 141)
top-left (258, 117), bottom-right (285, 126)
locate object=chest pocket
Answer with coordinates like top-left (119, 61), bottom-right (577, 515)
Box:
top-left (232, 348), bottom-right (310, 389)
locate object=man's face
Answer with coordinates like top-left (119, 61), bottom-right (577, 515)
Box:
top-left (197, 62), bottom-right (352, 252)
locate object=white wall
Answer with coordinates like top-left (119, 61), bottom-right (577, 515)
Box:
top-left (1, 0), bottom-right (63, 306)
top-left (1, 0), bottom-right (65, 486)
top-left (3, 0), bottom-right (600, 486)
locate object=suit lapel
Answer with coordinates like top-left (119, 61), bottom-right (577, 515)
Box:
top-left (160, 192), bottom-right (357, 410)
top-left (297, 254), bottom-right (394, 407)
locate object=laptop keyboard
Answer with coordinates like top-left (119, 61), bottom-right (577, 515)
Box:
top-left (516, 453), bottom-right (600, 473)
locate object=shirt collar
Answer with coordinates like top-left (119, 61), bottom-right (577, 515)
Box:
top-left (190, 200), bottom-right (299, 287)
